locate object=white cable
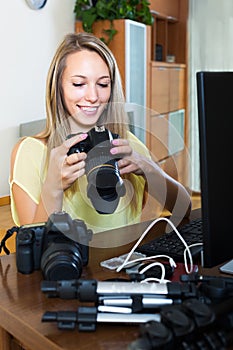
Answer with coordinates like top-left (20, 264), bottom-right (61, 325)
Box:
top-left (121, 255), bottom-right (176, 283)
top-left (116, 218), bottom-right (172, 272)
top-left (139, 261), bottom-right (166, 283)
top-left (116, 217), bottom-right (194, 274)
top-left (139, 261), bottom-right (165, 276)
top-left (140, 277), bottom-right (171, 284)
top-left (140, 277), bottom-right (162, 283)
top-left (184, 243), bottom-right (203, 273)
top-left (121, 254), bottom-right (177, 270)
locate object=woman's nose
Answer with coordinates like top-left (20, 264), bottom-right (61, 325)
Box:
top-left (85, 84), bottom-right (98, 102)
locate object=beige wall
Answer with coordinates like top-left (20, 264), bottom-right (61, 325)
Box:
top-left (0, 0), bottom-right (76, 197)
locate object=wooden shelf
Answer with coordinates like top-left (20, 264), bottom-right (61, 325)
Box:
top-left (150, 0), bottom-right (187, 64)
top-left (147, 0), bottom-right (188, 186)
top-left (151, 12), bottom-right (185, 63)
top-left (151, 61), bottom-right (186, 68)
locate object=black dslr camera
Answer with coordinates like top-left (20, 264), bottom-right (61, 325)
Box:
top-left (16, 212), bottom-right (93, 281)
top-left (67, 126), bottom-right (126, 214)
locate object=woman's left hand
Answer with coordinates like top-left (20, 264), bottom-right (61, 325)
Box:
top-left (110, 138), bottom-right (145, 175)
top-left (110, 138), bottom-right (192, 218)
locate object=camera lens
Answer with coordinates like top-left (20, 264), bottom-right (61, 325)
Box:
top-left (86, 144), bottom-right (126, 214)
top-left (66, 127), bottom-right (126, 214)
top-left (40, 242), bottom-right (83, 281)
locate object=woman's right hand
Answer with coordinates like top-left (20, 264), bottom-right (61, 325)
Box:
top-left (46, 133), bottom-right (88, 191)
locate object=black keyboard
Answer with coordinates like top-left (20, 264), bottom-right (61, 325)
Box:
top-left (136, 218), bottom-right (203, 262)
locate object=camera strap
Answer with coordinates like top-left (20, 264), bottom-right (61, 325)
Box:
top-left (0, 226), bottom-right (19, 255)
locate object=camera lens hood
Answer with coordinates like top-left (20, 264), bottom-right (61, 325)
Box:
top-left (87, 168), bottom-right (126, 214)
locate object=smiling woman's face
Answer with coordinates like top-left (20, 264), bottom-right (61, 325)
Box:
top-left (62, 49), bottom-right (111, 133)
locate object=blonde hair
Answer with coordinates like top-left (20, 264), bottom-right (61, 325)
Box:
top-left (38, 32), bottom-right (129, 152)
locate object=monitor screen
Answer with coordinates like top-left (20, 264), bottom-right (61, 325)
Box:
top-left (196, 71), bottom-right (233, 267)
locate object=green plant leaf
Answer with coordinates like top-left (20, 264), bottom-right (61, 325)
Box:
top-left (74, 0), bottom-right (153, 44)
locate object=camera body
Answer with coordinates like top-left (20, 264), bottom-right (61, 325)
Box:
top-left (16, 212), bottom-right (93, 281)
top-left (67, 126), bottom-right (126, 214)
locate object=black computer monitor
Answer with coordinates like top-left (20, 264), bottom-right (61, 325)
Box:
top-left (196, 71), bottom-right (233, 268)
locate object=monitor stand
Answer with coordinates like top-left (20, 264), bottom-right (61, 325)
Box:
top-left (219, 259), bottom-right (233, 275)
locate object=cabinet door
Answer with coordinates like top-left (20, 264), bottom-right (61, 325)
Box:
top-left (150, 113), bottom-right (169, 161)
top-left (125, 20), bottom-right (147, 143)
top-left (125, 20), bottom-right (146, 107)
top-left (168, 109), bottom-right (185, 155)
top-left (151, 66), bottom-right (170, 114)
top-left (160, 151), bottom-right (186, 183)
top-left (169, 67), bottom-right (185, 111)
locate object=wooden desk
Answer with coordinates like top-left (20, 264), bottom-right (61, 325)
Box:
top-left (0, 209), bottom-right (230, 350)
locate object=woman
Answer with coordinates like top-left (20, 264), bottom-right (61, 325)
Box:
top-left (10, 32), bottom-right (191, 233)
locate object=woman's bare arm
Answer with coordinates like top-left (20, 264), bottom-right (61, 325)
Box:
top-left (10, 134), bottom-right (88, 225)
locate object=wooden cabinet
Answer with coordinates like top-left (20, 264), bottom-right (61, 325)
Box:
top-left (151, 65), bottom-right (170, 113)
top-left (149, 0), bottom-right (188, 64)
top-left (147, 0), bottom-right (188, 186)
top-left (149, 62), bottom-right (186, 163)
top-left (150, 113), bottom-right (169, 161)
top-left (170, 65), bottom-right (186, 111)
top-left (152, 16), bottom-right (179, 63)
top-left (150, 0), bottom-right (180, 18)
top-left (149, 109), bottom-right (185, 162)
top-left (151, 62), bottom-right (185, 114)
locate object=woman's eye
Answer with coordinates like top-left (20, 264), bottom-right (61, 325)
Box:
top-left (98, 83), bottom-right (109, 88)
top-left (73, 83), bottom-right (84, 87)
top-left (72, 82), bottom-right (110, 88)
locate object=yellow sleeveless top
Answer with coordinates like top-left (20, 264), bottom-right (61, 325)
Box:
top-left (10, 132), bottom-right (151, 233)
